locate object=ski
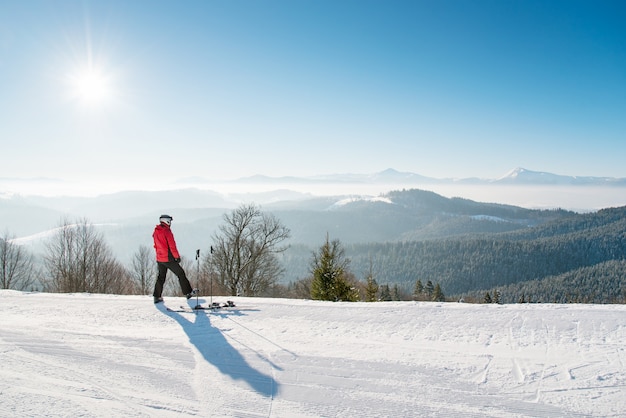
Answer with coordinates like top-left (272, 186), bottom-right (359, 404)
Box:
top-left (187, 300), bottom-right (237, 311)
top-left (160, 300), bottom-right (236, 313)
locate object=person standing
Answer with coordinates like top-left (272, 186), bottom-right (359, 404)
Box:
top-left (152, 214), bottom-right (196, 303)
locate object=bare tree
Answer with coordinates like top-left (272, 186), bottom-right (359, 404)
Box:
top-left (211, 204), bottom-right (290, 296)
top-left (0, 231), bottom-right (34, 290)
top-left (288, 277), bottom-right (313, 299)
top-left (44, 217), bottom-right (131, 294)
top-left (131, 245), bottom-right (154, 295)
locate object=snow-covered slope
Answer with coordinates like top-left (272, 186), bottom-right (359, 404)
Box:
top-left (1, 291), bottom-right (624, 417)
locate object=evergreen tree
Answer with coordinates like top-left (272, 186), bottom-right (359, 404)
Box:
top-left (334, 273), bottom-right (359, 302)
top-left (483, 292), bottom-right (492, 304)
top-left (432, 283), bottom-right (445, 302)
top-left (365, 275), bottom-right (379, 302)
top-left (310, 234), bottom-right (355, 301)
top-left (493, 290), bottom-right (501, 304)
top-left (425, 280), bottom-right (435, 298)
top-left (379, 284), bottom-right (392, 301)
top-left (413, 279), bottom-right (424, 300)
top-left (392, 284), bottom-right (400, 301)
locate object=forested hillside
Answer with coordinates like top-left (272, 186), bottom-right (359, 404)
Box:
top-left (340, 206), bottom-right (626, 301)
top-left (467, 260), bottom-right (626, 304)
top-left (280, 201), bottom-right (626, 303)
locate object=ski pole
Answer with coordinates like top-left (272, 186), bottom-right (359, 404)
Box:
top-left (195, 249), bottom-right (200, 309)
top-left (210, 246), bottom-right (214, 308)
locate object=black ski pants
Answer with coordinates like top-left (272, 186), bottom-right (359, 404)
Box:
top-left (153, 261), bottom-right (193, 298)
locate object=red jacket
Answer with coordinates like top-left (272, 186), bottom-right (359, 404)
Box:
top-left (153, 222), bottom-right (181, 262)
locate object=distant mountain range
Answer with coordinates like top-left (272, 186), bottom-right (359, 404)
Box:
top-left (176, 167), bottom-right (626, 187)
top-left (2, 167), bottom-right (626, 240)
top-left (3, 168), bottom-right (626, 196)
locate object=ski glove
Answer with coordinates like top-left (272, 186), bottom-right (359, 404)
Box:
top-left (174, 258), bottom-right (181, 263)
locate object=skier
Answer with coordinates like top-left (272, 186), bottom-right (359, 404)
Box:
top-left (152, 214), bottom-right (196, 303)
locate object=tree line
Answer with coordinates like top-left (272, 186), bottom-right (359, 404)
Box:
top-left (3, 203), bottom-right (625, 304)
top-left (1, 205), bottom-right (446, 303)
top-left (277, 205), bottom-right (626, 304)
top-left (275, 234), bottom-right (446, 303)
top-left (1, 205), bottom-right (291, 298)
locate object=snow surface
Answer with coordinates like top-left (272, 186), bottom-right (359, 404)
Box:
top-left (1, 291), bottom-right (625, 417)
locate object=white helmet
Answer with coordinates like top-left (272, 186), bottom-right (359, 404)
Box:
top-left (159, 214), bottom-right (173, 225)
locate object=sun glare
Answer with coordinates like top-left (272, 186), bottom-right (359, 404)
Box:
top-left (68, 66), bottom-right (113, 106)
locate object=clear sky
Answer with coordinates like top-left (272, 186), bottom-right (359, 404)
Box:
top-left (1, 0), bottom-right (625, 192)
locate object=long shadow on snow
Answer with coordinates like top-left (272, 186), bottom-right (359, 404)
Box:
top-left (157, 299), bottom-right (278, 399)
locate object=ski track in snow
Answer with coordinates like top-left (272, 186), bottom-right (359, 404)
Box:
top-left (1, 291), bottom-right (625, 417)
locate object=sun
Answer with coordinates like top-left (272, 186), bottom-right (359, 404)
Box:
top-left (68, 66), bottom-right (114, 106)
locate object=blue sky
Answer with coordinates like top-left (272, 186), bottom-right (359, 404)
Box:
top-left (1, 0), bottom-right (625, 191)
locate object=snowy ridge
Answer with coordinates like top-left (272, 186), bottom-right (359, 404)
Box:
top-left (470, 215), bottom-right (510, 223)
top-left (328, 195), bottom-right (394, 209)
top-left (1, 291), bottom-right (624, 417)
top-left (496, 167), bottom-right (626, 185)
top-left (9, 223), bottom-right (119, 246)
